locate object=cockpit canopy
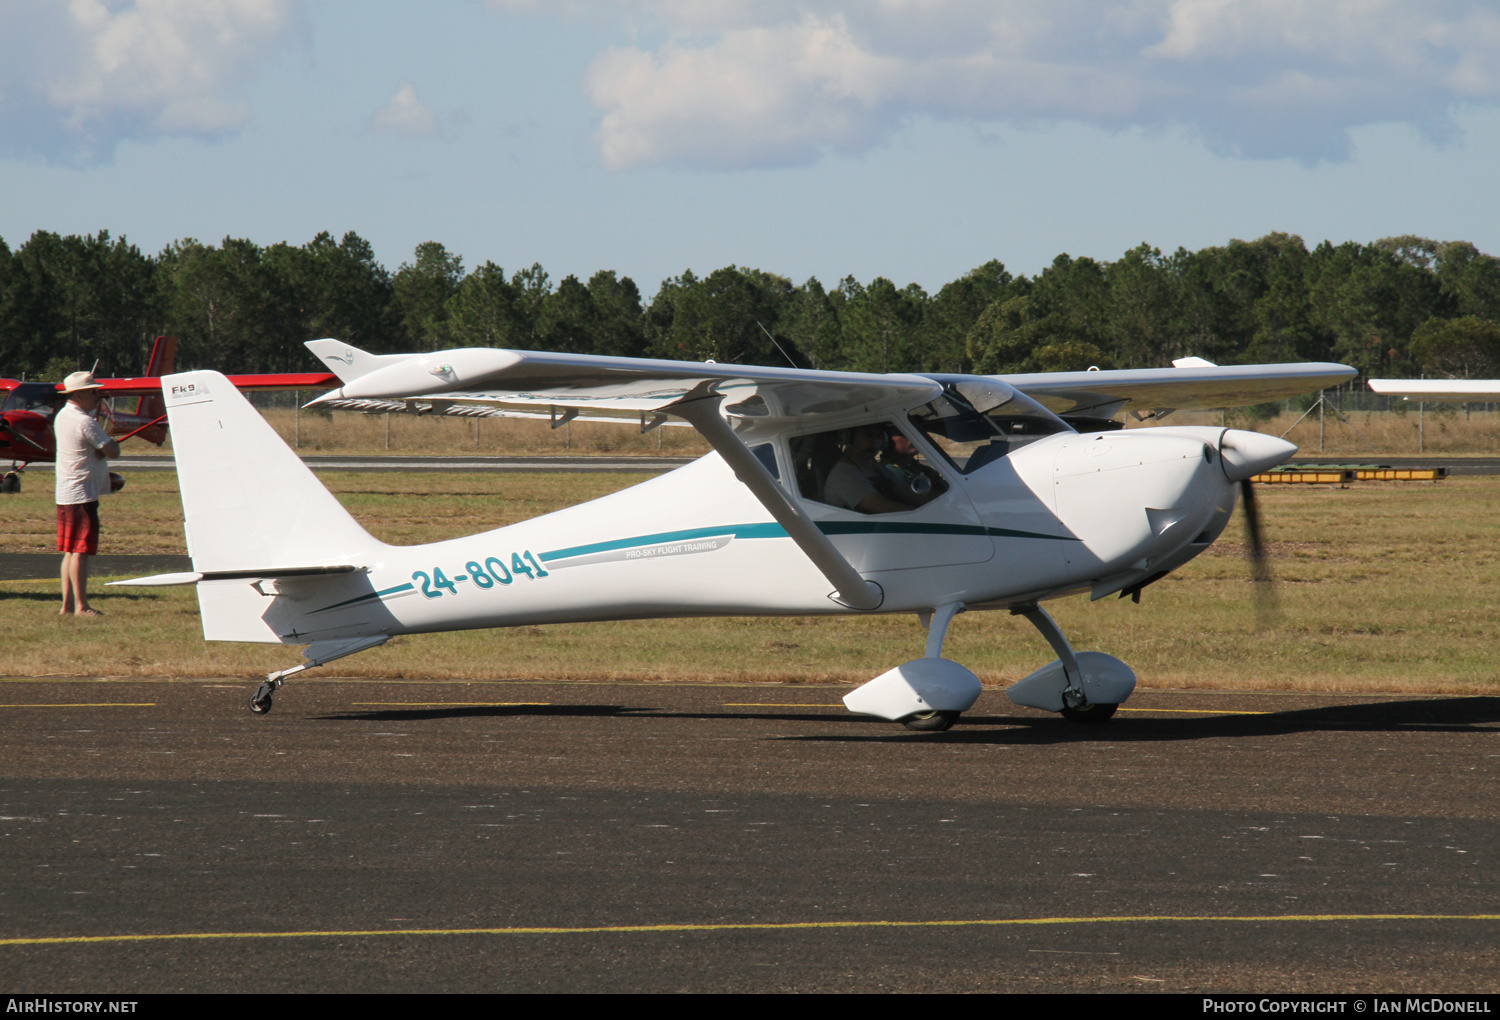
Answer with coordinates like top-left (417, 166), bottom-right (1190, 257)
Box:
top-left (1, 382), bottom-right (64, 417)
top-left (908, 379), bottom-right (1073, 475)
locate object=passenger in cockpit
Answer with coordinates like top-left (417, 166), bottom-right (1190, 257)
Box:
top-left (823, 424), bottom-right (935, 514)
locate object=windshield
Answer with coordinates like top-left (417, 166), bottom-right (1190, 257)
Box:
top-left (1, 383), bottom-right (64, 417)
top-left (908, 385), bottom-right (1071, 474)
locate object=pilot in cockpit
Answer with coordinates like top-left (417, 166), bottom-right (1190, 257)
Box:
top-left (823, 424), bottom-right (937, 514)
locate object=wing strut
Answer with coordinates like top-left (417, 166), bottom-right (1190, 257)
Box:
top-left (671, 396), bottom-right (883, 611)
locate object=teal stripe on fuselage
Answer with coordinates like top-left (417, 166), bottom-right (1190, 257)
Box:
top-left (540, 523), bottom-right (786, 562)
top-left (539, 519), bottom-right (1073, 564)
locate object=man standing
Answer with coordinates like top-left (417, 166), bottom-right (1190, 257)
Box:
top-left (55, 372), bottom-right (120, 617)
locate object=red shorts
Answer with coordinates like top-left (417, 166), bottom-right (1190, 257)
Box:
top-left (57, 501), bottom-right (100, 555)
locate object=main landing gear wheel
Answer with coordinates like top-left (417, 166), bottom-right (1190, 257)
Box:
top-left (0, 473), bottom-right (19, 494)
top-left (902, 710), bottom-right (959, 732)
top-left (249, 683), bottom-right (274, 715)
top-left (1061, 703), bottom-right (1118, 724)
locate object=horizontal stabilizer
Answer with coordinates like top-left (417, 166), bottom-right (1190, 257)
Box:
top-left (109, 565), bottom-right (358, 588)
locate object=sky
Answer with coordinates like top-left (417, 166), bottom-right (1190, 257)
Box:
top-left (2, 0), bottom-right (1499, 294)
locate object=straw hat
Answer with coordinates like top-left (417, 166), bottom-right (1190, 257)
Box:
top-left (62, 371), bottom-right (103, 393)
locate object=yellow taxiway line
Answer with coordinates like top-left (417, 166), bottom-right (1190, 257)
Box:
top-left (351, 702), bottom-right (551, 707)
top-left (724, 703), bottom-right (846, 708)
top-left (0, 703), bottom-right (156, 708)
top-left (5, 914), bottom-right (1499, 947)
top-left (1117, 708), bottom-right (1271, 716)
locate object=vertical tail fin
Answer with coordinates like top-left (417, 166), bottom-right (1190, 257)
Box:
top-left (161, 370), bottom-right (382, 573)
top-left (303, 338), bottom-right (411, 384)
top-left (133, 336), bottom-right (177, 420)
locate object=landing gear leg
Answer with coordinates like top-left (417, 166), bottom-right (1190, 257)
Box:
top-left (900, 602), bottom-right (966, 731)
top-left (245, 635), bottom-right (390, 716)
top-left (1012, 604), bottom-right (1116, 722)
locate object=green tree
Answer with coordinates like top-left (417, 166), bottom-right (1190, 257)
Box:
top-left (1434, 241), bottom-right (1500, 321)
top-left (392, 241), bottom-right (464, 350)
top-left (445, 262), bottom-right (524, 347)
top-left (1106, 244), bottom-right (1179, 367)
top-left (923, 260), bottom-right (1013, 373)
top-left (649, 266), bottom-right (791, 365)
top-left (1307, 240), bottom-right (1441, 377)
top-left (536, 274), bottom-right (595, 353)
top-left (586, 270), bottom-right (645, 357)
top-left (159, 237), bottom-right (295, 373)
top-left (837, 276), bottom-right (926, 373)
top-left (966, 294), bottom-right (1112, 374)
top-left (264, 231), bottom-right (398, 356)
top-left (782, 277), bottom-right (842, 369)
top-left (1409, 316), bottom-right (1500, 378)
top-left (0, 230), bottom-right (162, 378)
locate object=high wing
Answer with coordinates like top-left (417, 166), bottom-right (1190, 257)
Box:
top-left (994, 360), bottom-right (1358, 423)
top-left (1369, 379), bottom-right (1500, 401)
top-left (305, 339), bottom-right (941, 423)
top-left (306, 341), bottom-right (1354, 428)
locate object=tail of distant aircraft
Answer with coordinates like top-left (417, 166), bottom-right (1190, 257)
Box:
top-left (303, 338), bottom-right (409, 385)
top-left (132, 335), bottom-right (177, 422)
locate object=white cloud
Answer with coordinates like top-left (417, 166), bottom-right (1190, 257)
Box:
top-left (0, 0), bottom-right (301, 164)
top-left (497, 0), bottom-right (1500, 170)
top-left (372, 82), bottom-right (440, 137)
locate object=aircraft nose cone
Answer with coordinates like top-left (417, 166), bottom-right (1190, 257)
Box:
top-left (1219, 429), bottom-right (1297, 482)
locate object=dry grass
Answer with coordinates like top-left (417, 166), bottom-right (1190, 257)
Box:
top-left (2, 465), bottom-right (1497, 694)
top-left (1160, 407), bottom-right (1500, 457)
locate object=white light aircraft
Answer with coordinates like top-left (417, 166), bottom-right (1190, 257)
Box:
top-left (115, 344), bottom-right (1354, 729)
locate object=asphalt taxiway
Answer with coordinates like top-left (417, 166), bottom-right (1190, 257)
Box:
top-left (3, 679), bottom-right (1498, 992)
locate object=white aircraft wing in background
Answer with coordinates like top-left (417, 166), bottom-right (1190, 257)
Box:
top-left (1369, 379), bottom-right (1500, 401)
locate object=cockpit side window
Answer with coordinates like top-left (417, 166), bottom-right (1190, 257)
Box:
top-left (909, 387), bottom-right (1069, 474)
top-left (788, 420), bottom-right (949, 514)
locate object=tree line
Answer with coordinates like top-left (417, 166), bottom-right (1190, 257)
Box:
top-left (3, 229), bottom-right (1499, 384)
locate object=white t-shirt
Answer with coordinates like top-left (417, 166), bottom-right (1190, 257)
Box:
top-left (53, 401), bottom-right (113, 505)
top-left (823, 459), bottom-right (879, 511)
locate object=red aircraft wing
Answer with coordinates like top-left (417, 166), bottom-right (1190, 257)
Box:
top-left (87, 372), bottom-right (338, 397)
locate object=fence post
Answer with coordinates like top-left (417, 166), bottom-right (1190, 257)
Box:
top-left (294, 392), bottom-right (300, 449)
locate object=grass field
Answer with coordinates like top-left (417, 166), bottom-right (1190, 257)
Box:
top-left (2, 463), bottom-right (1497, 693)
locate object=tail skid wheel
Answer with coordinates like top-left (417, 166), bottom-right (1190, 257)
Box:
top-left (248, 683), bottom-right (274, 715)
top-left (1060, 702), bottom-right (1117, 724)
top-left (902, 710), bottom-right (959, 732)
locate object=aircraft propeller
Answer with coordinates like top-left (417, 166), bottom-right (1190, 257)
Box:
top-left (1237, 477), bottom-right (1279, 625)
